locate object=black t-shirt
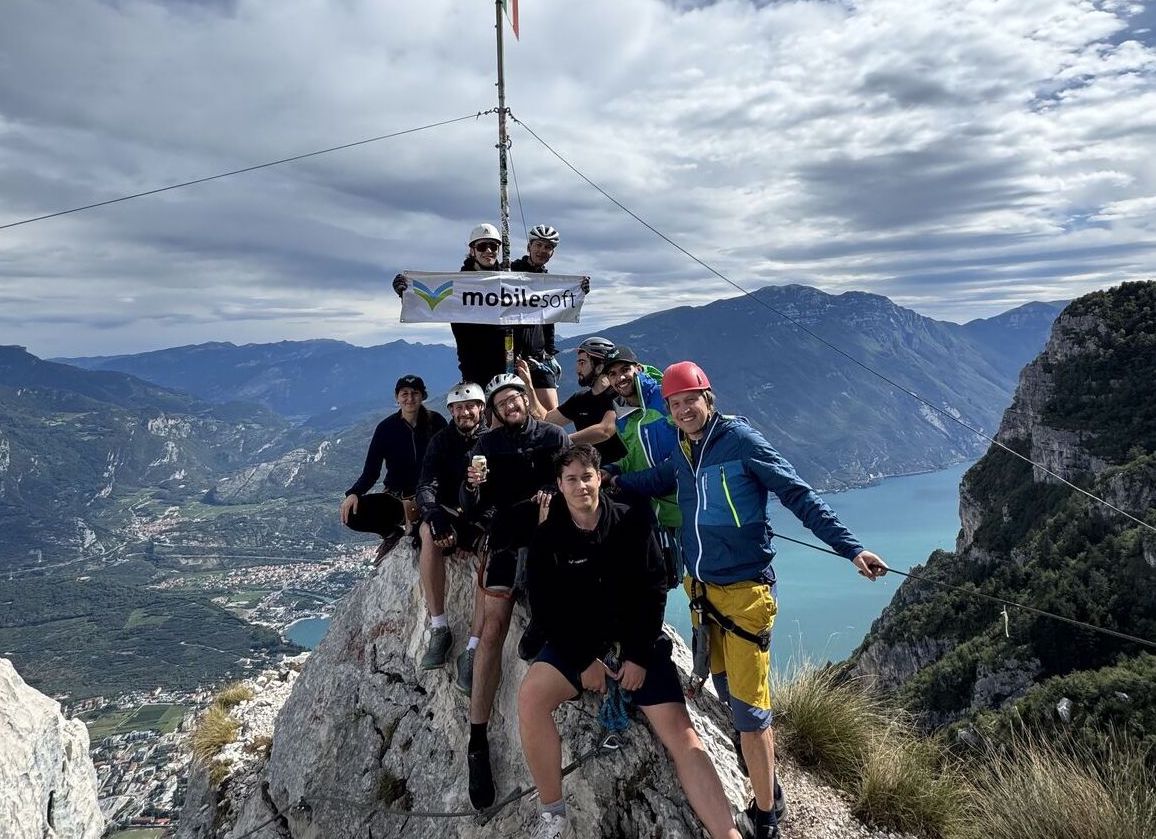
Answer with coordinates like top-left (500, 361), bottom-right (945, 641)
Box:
top-left (558, 388), bottom-right (628, 464)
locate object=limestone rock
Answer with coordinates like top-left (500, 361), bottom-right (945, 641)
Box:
top-left (0, 658), bottom-right (104, 839)
top-left (178, 539), bottom-right (752, 838)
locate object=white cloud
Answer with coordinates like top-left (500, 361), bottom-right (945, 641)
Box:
top-left (0, 0), bottom-right (1154, 356)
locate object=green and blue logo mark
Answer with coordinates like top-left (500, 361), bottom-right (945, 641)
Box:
top-left (412, 279), bottom-right (454, 310)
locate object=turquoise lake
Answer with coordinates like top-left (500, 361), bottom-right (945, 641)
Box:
top-left (286, 461), bottom-right (972, 664)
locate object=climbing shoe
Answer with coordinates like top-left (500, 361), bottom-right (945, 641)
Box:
top-left (455, 648), bottom-right (475, 696)
top-left (373, 529), bottom-right (404, 566)
top-left (420, 627), bottom-right (452, 670)
top-left (517, 621), bottom-right (546, 661)
top-left (531, 810), bottom-right (569, 839)
top-left (468, 746), bottom-right (496, 810)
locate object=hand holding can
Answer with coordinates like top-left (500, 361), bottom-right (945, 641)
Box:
top-left (468, 455), bottom-right (488, 486)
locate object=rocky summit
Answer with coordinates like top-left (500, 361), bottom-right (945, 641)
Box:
top-left (179, 539), bottom-right (750, 838)
top-left (851, 282), bottom-right (1156, 740)
top-left (0, 658), bottom-right (104, 839)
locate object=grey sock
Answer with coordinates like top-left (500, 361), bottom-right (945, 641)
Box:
top-left (542, 799), bottom-right (566, 817)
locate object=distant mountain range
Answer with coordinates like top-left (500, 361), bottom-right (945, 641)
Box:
top-left (59, 339), bottom-right (461, 425)
top-left (1, 285), bottom-right (1067, 699)
top-left (561, 287), bottom-right (1066, 488)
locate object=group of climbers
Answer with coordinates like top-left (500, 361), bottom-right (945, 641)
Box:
top-left (340, 223), bottom-right (889, 839)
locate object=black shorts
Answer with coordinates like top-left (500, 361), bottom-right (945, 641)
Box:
top-left (428, 506), bottom-right (484, 554)
top-left (535, 634), bottom-right (685, 707)
top-left (477, 500), bottom-right (538, 595)
top-left (527, 359), bottom-right (558, 390)
top-left (345, 492), bottom-right (408, 539)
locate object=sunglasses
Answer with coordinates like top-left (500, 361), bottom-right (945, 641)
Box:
top-left (473, 241), bottom-right (500, 254)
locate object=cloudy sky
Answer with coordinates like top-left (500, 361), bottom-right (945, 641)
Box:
top-left (2, 0), bottom-right (1154, 358)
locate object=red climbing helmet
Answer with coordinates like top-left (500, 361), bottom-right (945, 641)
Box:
top-left (660, 361), bottom-right (712, 399)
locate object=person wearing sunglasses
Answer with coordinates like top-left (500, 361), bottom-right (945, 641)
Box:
top-left (393, 223), bottom-right (510, 389)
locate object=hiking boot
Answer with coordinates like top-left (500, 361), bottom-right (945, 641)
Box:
top-left (468, 746), bottom-right (495, 810)
top-left (455, 648), bottom-right (475, 696)
top-left (420, 627), bottom-right (452, 670)
top-left (743, 799), bottom-right (782, 839)
top-left (517, 621), bottom-right (546, 661)
top-left (373, 529), bottom-right (404, 566)
top-left (531, 810), bottom-right (569, 839)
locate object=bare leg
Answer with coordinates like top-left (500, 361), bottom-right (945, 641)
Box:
top-left (741, 726), bottom-right (775, 811)
top-left (517, 663), bottom-right (578, 805)
top-left (535, 387), bottom-right (558, 412)
top-left (418, 522), bottom-right (445, 618)
top-left (469, 595), bottom-right (514, 724)
top-left (644, 702), bottom-right (742, 839)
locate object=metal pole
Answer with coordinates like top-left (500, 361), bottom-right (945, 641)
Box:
top-left (495, 0), bottom-right (515, 372)
top-left (495, 0), bottom-right (512, 270)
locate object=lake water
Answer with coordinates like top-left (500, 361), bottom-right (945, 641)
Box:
top-left (285, 617), bottom-right (331, 650)
top-left (284, 462), bottom-right (971, 663)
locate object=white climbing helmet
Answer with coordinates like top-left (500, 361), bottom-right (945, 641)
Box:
top-left (485, 373), bottom-right (526, 408)
top-left (527, 224), bottom-right (560, 244)
top-left (468, 223), bottom-right (501, 246)
top-left (446, 382), bottom-right (485, 406)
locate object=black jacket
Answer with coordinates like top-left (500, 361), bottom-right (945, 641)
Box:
top-left (347, 408), bottom-right (447, 497)
top-left (510, 256), bottom-right (556, 359)
top-left (527, 493), bottom-right (667, 668)
top-left (416, 422), bottom-right (485, 517)
top-left (461, 417), bottom-right (570, 521)
top-left (450, 258), bottom-right (558, 387)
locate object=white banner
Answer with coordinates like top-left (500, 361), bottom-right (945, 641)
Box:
top-left (398, 271), bottom-right (586, 325)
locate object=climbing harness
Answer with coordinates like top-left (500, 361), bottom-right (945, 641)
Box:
top-left (689, 580), bottom-right (772, 651)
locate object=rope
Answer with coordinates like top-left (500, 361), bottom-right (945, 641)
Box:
top-left (305, 732), bottom-right (623, 823)
top-left (508, 140), bottom-right (529, 241)
top-left (770, 532), bottom-right (1156, 650)
top-left (509, 114), bottom-right (1156, 540)
top-left (598, 681), bottom-right (632, 733)
top-left (0, 110), bottom-right (496, 231)
top-left (228, 813), bottom-right (282, 839)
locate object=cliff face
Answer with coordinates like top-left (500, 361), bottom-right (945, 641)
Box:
top-left (178, 543), bottom-right (751, 839)
top-left (0, 658), bottom-right (104, 839)
top-left (851, 282), bottom-right (1156, 736)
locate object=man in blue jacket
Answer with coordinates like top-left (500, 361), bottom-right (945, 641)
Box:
top-left (614, 361), bottom-right (888, 839)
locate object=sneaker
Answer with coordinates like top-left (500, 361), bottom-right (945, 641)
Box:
top-left (420, 627), bottom-right (452, 670)
top-left (468, 746), bottom-right (495, 810)
top-left (531, 810), bottom-right (569, 839)
top-left (517, 621), bottom-right (546, 661)
top-left (774, 779), bottom-right (787, 823)
top-left (455, 648), bottom-right (475, 696)
top-left (373, 529), bottom-right (404, 566)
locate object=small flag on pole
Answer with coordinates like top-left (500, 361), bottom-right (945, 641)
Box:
top-left (502, 0), bottom-right (520, 39)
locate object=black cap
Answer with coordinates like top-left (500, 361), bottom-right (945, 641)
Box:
top-left (395, 374), bottom-right (427, 398)
top-left (606, 346), bottom-right (639, 366)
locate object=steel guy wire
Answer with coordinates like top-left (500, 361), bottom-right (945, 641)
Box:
top-left (508, 139), bottom-right (529, 240)
top-left (0, 110), bottom-right (496, 232)
top-left (771, 531), bottom-right (1156, 650)
top-left (509, 114), bottom-right (1156, 539)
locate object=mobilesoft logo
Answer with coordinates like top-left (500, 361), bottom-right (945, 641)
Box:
top-left (460, 287), bottom-right (577, 310)
top-left (412, 279), bottom-right (454, 310)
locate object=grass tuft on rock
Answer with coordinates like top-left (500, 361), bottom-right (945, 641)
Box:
top-left (954, 731), bottom-right (1156, 839)
top-left (214, 681), bottom-right (255, 710)
top-left (191, 704), bottom-right (240, 764)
